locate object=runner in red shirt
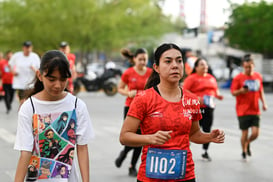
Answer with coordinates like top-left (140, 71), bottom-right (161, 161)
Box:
top-left (231, 54), bottom-right (267, 161)
top-left (183, 58), bottom-right (223, 161)
top-left (119, 43), bottom-right (225, 182)
top-left (59, 42), bottom-right (77, 94)
top-left (115, 48), bottom-right (152, 176)
top-left (0, 52), bottom-right (5, 100)
top-left (0, 50), bottom-right (14, 114)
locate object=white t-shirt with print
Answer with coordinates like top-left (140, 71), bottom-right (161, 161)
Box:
top-left (9, 51), bottom-right (40, 89)
top-left (14, 93), bottom-right (95, 182)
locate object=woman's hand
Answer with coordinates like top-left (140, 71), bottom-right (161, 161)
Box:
top-left (149, 130), bottom-right (172, 145)
top-left (198, 97), bottom-right (204, 105)
top-left (215, 95), bottom-right (224, 100)
top-left (128, 90), bottom-right (137, 98)
top-left (240, 86), bottom-right (249, 94)
top-left (210, 129), bottom-right (225, 143)
top-left (262, 103), bottom-right (268, 111)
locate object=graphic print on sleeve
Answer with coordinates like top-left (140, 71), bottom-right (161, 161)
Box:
top-left (27, 109), bottom-right (77, 180)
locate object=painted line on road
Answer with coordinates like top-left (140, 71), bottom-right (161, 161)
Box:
top-left (103, 126), bottom-right (120, 135)
top-left (0, 128), bottom-right (16, 144)
top-left (4, 170), bottom-right (14, 181)
top-left (92, 125), bottom-right (121, 137)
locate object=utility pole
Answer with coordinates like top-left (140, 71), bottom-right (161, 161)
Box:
top-left (179, 0), bottom-right (185, 20)
top-left (200, 0), bottom-right (207, 32)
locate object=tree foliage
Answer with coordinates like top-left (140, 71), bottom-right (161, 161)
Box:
top-left (0, 0), bottom-right (177, 55)
top-left (225, 1), bottom-right (273, 58)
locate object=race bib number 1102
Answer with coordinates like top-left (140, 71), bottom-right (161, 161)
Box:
top-left (146, 148), bottom-right (187, 180)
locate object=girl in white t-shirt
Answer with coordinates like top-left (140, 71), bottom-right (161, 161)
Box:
top-left (14, 50), bottom-right (94, 182)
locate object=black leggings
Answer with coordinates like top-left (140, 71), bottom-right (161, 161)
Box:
top-left (199, 107), bottom-right (214, 150)
top-left (122, 106), bottom-right (142, 168)
top-left (3, 84), bottom-right (14, 111)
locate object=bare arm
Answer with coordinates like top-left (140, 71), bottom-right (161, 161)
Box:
top-left (14, 151), bottom-right (32, 182)
top-left (77, 144), bottom-right (90, 182)
top-left (231, 87), bottom-right (248, 96)
top-left (118, 80), bottom-right (137, 98)
top-left (30, 65), bottom-right (38, 73)
top-left (260, 87), bottom-right (268, 111)
top-left (9, 63), bottom-right (18, 76)
top-left (215, 89), bottom-right (224, 100)
top-left (119, 116), bottom-right (172, 147)
top-left (189, 121), bottom-right (225, 144)
top-left (71, 64), bottom-right (77, 80)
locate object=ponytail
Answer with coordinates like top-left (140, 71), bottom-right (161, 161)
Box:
top-left (120, 48), bottom-right (134, 65)
top-left (144, 70), bottom-right (160, 89)
top-left (25, 77), bottom-right (44, 98)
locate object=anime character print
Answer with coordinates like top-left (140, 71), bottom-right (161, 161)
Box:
top-left (51, 162), bottom-right (70, 178)
top-left (54, 112), bottom-right (69, 135)
top-left (66, 119), bottom-right (76, 144)
top-left (62, 110), bottom-right (77, 144)
top-left (33, 113), bottom-right (53, 135)
top-left (57, 145), bottom-right (75, 165)
top-left (38, 159), bottom-right (55, 179)
top-left (27, 109), bottom-right (77, 180)
top-left (36, 114), bottom-right (53, 133)
top-left (26, 156), bottom-right (40, 181)
top-left (38, 114), bottom-right (52, 131)
top-left (39, 127), bottom-right (67, 159)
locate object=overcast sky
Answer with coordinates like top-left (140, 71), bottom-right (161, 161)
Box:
top-left (162, 0), bottom-right (271, 28)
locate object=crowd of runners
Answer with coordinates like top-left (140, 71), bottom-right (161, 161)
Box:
top-left (0, 41), bottom-right (267, 182)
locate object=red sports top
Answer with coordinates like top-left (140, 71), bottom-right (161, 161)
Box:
top-left (67, 53), bottom-right (76, 66)
top-left (66, 53), bottom-right (76, 92)
top-left (183, 73), bottom-right (218, 108)
top-left (0, 59), bottom-right (13, 84)
top-left (121, 67), bottom-right (152, 107)
top-left (128, 87), bottom-right (202, 181)
top-left (230, 72), bottom-right (263, 116)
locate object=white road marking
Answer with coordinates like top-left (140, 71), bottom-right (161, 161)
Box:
top-left (0, 128), bottom-right (16, 144)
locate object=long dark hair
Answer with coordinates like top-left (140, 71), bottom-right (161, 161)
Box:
top-left (58, 112), bottom-right (68, 123)
top-left (144, 43), bottom-right (183, 89)
top-left (120, 48), bottom-right (147, 66)
top-left (191, 57), bottom-right (203, 74)
top-left (191, 57), bottom-right (214, 76)
top-left (26, 50), bottom-right (71, 98)
top-left (58, 147), bottom-right (74, 163)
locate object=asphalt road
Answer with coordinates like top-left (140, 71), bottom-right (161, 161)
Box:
top-left (0, 88), bottom-right (272, 182)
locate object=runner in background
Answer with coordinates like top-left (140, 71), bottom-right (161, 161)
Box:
top-left (184, 49), bottom-right (198, 76)
top-left (0, 50), bottom-right (14, 114)
top-left (183, 58), bottom-right (223, 161)
top-left (9, 41), bottom-right (40, 104)
top-left (230, 54), bottom-right (267, 161)
top-left (119, 43), bottom-right (225, 182)
top-left (115, 48), bottom-right (152, 177)
top-left (59, 41), bottom-right (77, 94)
top-left (0, 52), bottom-right (5, 100)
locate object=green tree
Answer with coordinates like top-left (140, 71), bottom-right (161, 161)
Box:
top-left (225, 1), bottom-right (273, 58)
top-left (0, 0), bottom-right (177, 56)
